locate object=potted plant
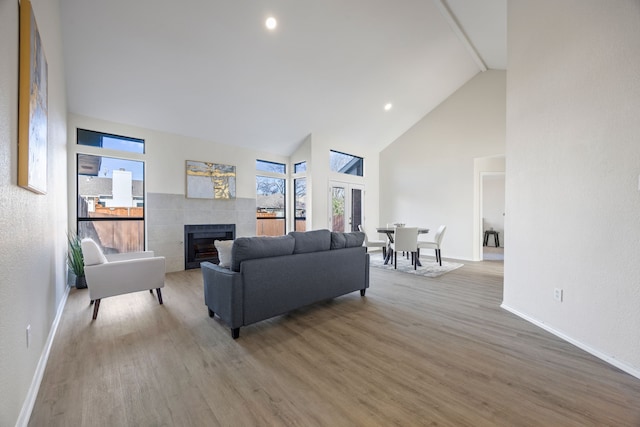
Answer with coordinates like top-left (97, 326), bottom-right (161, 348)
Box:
top-left (67, 230), bottom-right (87, 289)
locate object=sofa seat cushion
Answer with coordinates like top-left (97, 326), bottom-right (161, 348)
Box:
top-left (288, 229), bottom-right (331, 254)
top-left (214, 240), bottom-right (233, 268)
top-left (231, 235), bottom-right (295, 272)
top-left (330, 231), bottom-right (365, 249)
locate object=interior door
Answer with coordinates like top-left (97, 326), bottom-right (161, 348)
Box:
top-left (329, 182), bottom-right (364, 232)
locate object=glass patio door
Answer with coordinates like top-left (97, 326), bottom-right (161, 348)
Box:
top-left (329, 182), bottom-right (364, 232)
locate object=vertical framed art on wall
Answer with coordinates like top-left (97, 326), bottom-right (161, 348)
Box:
top-left (18, 0), bottom-right (48, 194)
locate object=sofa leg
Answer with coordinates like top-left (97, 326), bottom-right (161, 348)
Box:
top-left (360, 289), bottom-right (366, 296)
top-left (92, 299), bottom-right (101, 320)
top-left (156, 288), bottom-right (163, 304)
top-left (231, 328), bottom-right (240, 339)
top-left (208, 308), bottom-right (215, 318)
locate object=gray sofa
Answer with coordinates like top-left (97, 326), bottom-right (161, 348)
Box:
top-left (201, 229), bottom-right (369, 338)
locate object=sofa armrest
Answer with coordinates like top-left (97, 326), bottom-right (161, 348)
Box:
top-left (201, 262), bottom-right (244, 329)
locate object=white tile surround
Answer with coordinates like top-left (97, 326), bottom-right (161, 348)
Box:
top-left (147, 193), bottom-right (256, 272)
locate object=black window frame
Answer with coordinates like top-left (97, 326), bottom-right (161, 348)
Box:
top-left (77, 128), bottom-right (145, 154)
top-left (329, 150), bottom-right (364, 177)
top-left (76, 131), bottom-right (146, 254)
top-left (256, 160), bottom-right (287, 236)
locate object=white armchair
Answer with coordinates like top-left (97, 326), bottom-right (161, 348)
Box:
top-left (81, 238), bottom-right (166, 320)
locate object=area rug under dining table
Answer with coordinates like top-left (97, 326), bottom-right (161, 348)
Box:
top-left (368, 253), bottom-right (463, 278)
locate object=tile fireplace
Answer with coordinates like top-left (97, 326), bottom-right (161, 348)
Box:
top-left (184, 224), bottom-right (235, 270)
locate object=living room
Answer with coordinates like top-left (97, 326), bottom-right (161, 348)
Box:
top-left (2, 1), bottom-right (640, 426)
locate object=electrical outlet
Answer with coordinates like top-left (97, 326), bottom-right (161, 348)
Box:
top-left (554, 288), bottom-right (563, 302)
top-left (26, 324), bottom-right (31, 348)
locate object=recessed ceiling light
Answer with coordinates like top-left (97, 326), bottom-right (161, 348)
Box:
top-left (266, 17), bottom-right (277, 30)
top-left (384, 103), bottom-right (393, 111)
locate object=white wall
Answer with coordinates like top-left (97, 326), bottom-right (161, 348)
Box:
top-left (504, 0), bottom-right (640, 377)
top-left (380, 70), bottom-right (506, 260)
top-left (0, 0), bottom-right (68, 424)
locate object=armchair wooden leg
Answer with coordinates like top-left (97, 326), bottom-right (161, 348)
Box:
top-left (360, 289), bottom-right (366, 296)
top-left (208, 308), bottom-right (215, 318)
top-left (156, 288), bottom-right (163, 304)
top-left (231, 328), bottom-right (240, 339)
top-left (149, 289), bottom-right (153, 294)
top-left (92, 299), bottom-right (101, 320)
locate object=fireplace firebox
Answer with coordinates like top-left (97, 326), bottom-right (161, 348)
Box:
top-left (184, 224), bottom-right (235, 269)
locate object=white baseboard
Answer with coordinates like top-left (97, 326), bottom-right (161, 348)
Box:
top-left (15, 285), bottom-right (70, 427)
top-left (501, 303), bottom-right (640, 381)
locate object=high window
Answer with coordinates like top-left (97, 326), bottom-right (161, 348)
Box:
top-left (76, 130), bottom-right (145, 254)
top-left (77, 128), bottom-right (144, 153)
top-left (256, 160), bottom-right (286, 236)
top-left (329, 150), bottom-right (364, 176)
top-left (294, 161), bottom-right (307, 173)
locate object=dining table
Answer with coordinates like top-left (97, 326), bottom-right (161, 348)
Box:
top-left (376, 227), bottom-right (430, 266)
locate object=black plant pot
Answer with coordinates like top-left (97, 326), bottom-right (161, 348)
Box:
top-left (75, 275), bottom-right (87, 289)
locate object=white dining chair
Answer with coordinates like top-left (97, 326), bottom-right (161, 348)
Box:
top-left (390, 227), bottom-right (418, 270)
top-left (358, 224), bottom-right (387, 259)
top-left (418, 225), bottom-right (447, 266)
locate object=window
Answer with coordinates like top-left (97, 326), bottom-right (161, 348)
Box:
top-left (256, 160), bottom-right (286, 236)
top-left (293, 161), bottom-right (307, 231)
top-left (294, 161), bottom-right (307, 173)
top-left (329, 150), bottom-right (363, 176)
top-left (76, 131), bottom-right (145, 254)
top-left (294, 178), bottom-right (306, 231)
top-left (256, 159), bottom-right (286, 174)
top-left (77, 128), bottom-right (144, 154)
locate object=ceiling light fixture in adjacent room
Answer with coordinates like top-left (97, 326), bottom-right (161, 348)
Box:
top-left (384, 103), bottom-right (393, 111)
top-left (265, 17), bottom-right (277, 30)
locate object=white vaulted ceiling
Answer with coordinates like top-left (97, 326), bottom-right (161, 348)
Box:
top-left (59, 0), bottom-right (506, 156)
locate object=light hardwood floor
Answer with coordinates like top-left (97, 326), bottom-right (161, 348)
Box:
top-left (29, 256), bottom-right (640, 426)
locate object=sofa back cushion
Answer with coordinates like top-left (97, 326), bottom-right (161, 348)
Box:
top-left (330, 231), bottom-right (366, 249)
top-left (288, 229), bottom-right (331, 254)
top-left (231, 235), bottom-right (295, 272)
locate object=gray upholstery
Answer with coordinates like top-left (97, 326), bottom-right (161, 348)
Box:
top-left (288, 229), bottom-right (331, 253)
top-left (202, 230), bottom-right (369, 338)
top-left (231, 234), bottom-right (295, 272)
top-left (330, 231), bottom-right (365, 249)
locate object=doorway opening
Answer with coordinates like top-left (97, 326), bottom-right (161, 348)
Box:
top-left (481, 172), bottom-right (505, 261)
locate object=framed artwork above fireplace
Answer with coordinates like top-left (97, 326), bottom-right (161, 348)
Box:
top-left (186, 160), bottom-right (236, 199)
